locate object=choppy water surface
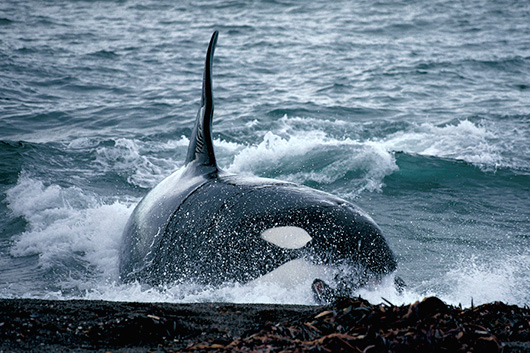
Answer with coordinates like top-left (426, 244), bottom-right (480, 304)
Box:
top-left (1, 0), bottom-right (529, 306)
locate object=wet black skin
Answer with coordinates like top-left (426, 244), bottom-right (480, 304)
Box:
top-left (120, 169), bottom-right (397, 286)
top-left (119, 31), bottom-right (398, 292)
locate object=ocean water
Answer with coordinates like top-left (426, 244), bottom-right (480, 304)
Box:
top-left (1, 0), bottom-right (529, 307)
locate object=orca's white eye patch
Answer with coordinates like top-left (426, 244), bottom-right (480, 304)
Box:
top-left (261, 226), bottom-right (312, 249)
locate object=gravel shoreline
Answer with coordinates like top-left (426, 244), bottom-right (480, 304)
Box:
top-left (1, 297), bottom-right (529, 352)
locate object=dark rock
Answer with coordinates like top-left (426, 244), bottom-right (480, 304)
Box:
top-left (414, 296), bottom-right (447, 318)
top-left (0, 297), bottom-right (528, 352)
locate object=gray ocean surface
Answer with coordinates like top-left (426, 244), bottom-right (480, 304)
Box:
top-left (1, 0), bottom-right (529, 306)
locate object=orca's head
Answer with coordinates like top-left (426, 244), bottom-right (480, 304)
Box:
top-left (209, 179), bottom-right (401, 301)
top-left (252, 202), bottom-right (398, 300)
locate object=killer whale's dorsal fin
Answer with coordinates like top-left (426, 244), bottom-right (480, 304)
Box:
top-left (185, 31), bottom-right (219, 171)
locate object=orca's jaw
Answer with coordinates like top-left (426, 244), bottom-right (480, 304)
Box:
top-left (249, 258), bottom-right (333, 290)
top-left (254, 225), bottom-right (393, 302)
top-left (249, 256), bottom-right (385, 303)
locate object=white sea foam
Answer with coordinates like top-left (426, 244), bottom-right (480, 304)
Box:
top-left (90, 136), bottom-right (244, 189)
top-left (93, 137), bottom-right (184, 188)
top-left (377, 119), bottom-right (528, 172)
top-left (226, 129), bottom-right (398, 194)
top-left (227, 130), bottom-right (331, 174)
top-left (79, 280), bottom-right (319, 305)
top-left (417, 254), bottom-right (530, 307)
top-left (270, 115), bottom-right (529, 173)
top-left (352, 254), bottom-right (530, 308)
top-left (6, 174), bottom-right (132, 280)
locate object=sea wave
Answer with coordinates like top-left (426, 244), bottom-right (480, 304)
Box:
top-left (5, 173), bottom-right (131, 282)
top-left (376, 118), bottom-right (529, 173)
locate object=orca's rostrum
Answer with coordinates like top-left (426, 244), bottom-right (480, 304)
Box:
top-left (119, 31), bottom-right (401, 302)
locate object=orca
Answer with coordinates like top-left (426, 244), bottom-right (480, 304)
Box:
top-left (119, 31), bottom-right (401, 302)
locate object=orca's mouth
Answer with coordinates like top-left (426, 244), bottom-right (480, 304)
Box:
top-left (312, 275), bottom-right (406, 304)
